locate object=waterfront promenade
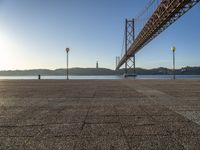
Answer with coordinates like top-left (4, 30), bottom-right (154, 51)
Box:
top-left (0, 79), bottom-right (200, 149)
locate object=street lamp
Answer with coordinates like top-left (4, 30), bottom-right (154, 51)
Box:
top-left (65, 48), bottom-right (70, 80)
top-left (171, 46), bottom-right (176, 80)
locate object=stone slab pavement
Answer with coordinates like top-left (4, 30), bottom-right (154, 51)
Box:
top-left (0, 79), bottom-right (200, 150)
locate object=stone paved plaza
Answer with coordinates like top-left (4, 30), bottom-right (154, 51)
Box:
top-left (0, 79), bottom-right (200, 149)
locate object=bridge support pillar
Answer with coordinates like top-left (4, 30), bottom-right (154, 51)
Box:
top-left (124, 19), bottom-right (136, 78)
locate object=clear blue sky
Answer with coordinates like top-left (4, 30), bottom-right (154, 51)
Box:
top-left (0, 0), bottom-right (200, 70)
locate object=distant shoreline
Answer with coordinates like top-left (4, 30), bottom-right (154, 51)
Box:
top-left (0, 66), bottom-right (200, 76)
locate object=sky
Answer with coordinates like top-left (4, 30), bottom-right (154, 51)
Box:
top-left (0, 0), bottom-right (200, 70)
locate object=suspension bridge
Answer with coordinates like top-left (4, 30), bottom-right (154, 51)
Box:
top-left (116, 0), bottom-right (200, 76)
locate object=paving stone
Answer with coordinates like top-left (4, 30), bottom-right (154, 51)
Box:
top-left (95, 91), bottom-right (123, 98)
top-left (173, 135), bottom-right (200, 150)
top-left (119, 115), bottom-right (156, 126)
top-left (17, 108), bottom-right (51, 125)
top-left (140, 105), bottom-right (177, 116)
top-left (0, 106), bottom-right (24, 116)
top-left (0, 125), bottom-right (43, 137)
top-left (169, 105), bottom-right (200, 111)
top-left (20, 106), bottom-right (87, 125)
top-left (61, 107), bottom-right (88, 116)
top-left (56, 114), bottom-right (86, 124)
top-left (85, 116), bottom-right (119, 124)
top-left (123, 124), bottom-right (169, 136)
top-left (0, 106), bottom-right (26, 126)
top-left (151, 114), bottom-right (191, 122)
top-left (39, 123), bottom-right (82, 137)
top-left (127, 135), bottom-right (185, 150)
top-left (75, 136), bottom-right (129, 150)
top-left (176, 111), bottom-right (200, 125)
top-left (26, 137), bottom-right (77, 150)
top-left (115, 106), bottom-right (147, 116)
top-left (161, 121), bottom-right (200, 136)
top-left (88, 106), bottom-right (116, 116)
top-left (26, 113), bottom-right (86, 125)
top-left (81, 123), bottom-right (123, 137)
top-left (0, 137), bottom-right (31, 150)
top-left (0, 80), bottom-right (200, 149)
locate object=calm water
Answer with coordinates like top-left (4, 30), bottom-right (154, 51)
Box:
top-left (0, 75), bottom-right (200, 80)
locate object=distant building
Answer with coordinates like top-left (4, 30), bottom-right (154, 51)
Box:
top-left (96, 61), bottom-right (99, 69)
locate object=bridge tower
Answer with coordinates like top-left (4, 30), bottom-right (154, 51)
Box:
top-left (124, 19), bottom-right (136, 77)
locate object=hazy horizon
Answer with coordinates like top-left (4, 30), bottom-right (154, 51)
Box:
top-left (0, 65), bottom-right (200, 72)
top-left (0, 0), bottom-right (200, 70)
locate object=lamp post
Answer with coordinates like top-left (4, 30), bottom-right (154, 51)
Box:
top-left (171, 46), bottom-right (176, 80)
top-left (65, 48), bottom-right (70, 80)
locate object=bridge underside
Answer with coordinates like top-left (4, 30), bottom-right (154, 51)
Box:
top-left (116, 0), bottom-right (200, 69)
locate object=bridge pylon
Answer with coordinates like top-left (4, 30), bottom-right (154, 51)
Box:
top-left (124, 19), bottom-right (136, 78)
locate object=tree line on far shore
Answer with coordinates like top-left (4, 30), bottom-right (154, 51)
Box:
top-left (0, 66), bottom-right (199, 76)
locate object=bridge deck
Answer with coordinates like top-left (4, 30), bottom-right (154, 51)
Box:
top-left (117, 0), bottom-right (200, 69)
top-left (0, 79), bottom-right (200, 149)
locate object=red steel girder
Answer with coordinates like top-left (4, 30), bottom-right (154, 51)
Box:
top-left (116, 0), bottom-right (200, 69)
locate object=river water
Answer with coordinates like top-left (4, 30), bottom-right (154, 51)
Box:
top-left (0, 75), bottom-right (200, 80)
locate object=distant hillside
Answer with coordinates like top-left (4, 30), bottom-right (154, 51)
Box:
top-left (0, 66), bottom-right (200, 76)
top-left (0, 68), bottom-right (114, 76)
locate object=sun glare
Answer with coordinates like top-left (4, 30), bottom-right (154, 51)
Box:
top-left (0, 31), bottom-right (17, 70)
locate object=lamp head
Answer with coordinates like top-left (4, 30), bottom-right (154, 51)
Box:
top-left (171, 46), bottom-right (176, 52)
top-left (65, 48), bottom-right (70, 52)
